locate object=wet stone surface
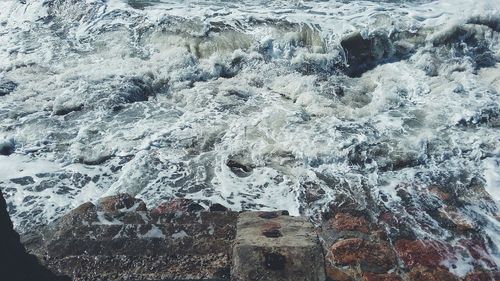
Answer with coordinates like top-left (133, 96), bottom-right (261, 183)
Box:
top-left (24, 194), bottom-right (237, 281)
top-left (319, 210), bottom-right (499, 281)
top-left (19, 195), bottom-right (500, 281)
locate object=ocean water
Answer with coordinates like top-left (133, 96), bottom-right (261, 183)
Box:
top-left (0, 0), bottom-right (499, 274)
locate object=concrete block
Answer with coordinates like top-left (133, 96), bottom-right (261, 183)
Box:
top-left (232, 211), bottom-right (325, 281)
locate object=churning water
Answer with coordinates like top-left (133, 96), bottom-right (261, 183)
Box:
top-left (0, 0), bottom-right (499, 273)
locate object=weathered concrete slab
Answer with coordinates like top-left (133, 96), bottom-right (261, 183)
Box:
top-left (231, 211), bottom-right (325, 281)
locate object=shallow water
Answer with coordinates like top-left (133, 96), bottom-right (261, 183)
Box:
top-left (0, 0), bottom-right (499, 273)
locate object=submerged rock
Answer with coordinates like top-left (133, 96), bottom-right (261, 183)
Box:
top-left (97, 193), bottom-right (147, 212)
top-left (0, 78), bottom-right (17, 96)
top-left (341, 32), bottom-right (394, 77)
top-left (209, 203), bottom-right (228, 212)
top-left (0, 138), bottom-right (15, 156)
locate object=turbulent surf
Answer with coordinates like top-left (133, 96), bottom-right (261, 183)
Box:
top-left (0, 0), bottom-right (499, 274)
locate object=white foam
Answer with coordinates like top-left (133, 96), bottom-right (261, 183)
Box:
top-left (0, 154), bottom-right (60, 180)
top-left (140, 225), bottom-right (166, 238)
top-left (484, 157), bottom-right (500, 202)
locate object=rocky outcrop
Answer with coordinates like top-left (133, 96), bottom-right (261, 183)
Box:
top-left (15, 194), bottom-right (499, 281)
top-left (340, 31), bottom-right (423, 77)
top-left (320, 210), bottom-right (499, 281)
top-left (21, 195), bottom-right (328, 281)
top-left (25, 194), bottom-right (237, 281)
top-left (0, 191), bottom-right (70, 281)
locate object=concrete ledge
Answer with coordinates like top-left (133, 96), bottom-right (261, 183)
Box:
top-left (232, 211), bottom-right (325, 281)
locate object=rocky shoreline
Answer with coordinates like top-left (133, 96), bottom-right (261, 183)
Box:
top-left (2, 192), bottom-right (499, 280)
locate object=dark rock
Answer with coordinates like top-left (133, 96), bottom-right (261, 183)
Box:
top-left (341, 32), bottom-right (393, 77)
top-left (259, 211), bottom-right (280, 219)
top-left (300, 181), bottom-right (327, 204)
top-left (226, 159), bottom-right (253, 176)
top-left (209, 203), bottom-right (228, 212)
top-left (187, 202), bottom-right (205, 212)
top-left (24, 194), bottom-right (238, 281)
top-left (459, 238), bottom-right (497, 268)
top-left (322, 194), bottom-right (365, 220)
top-left (0, 190), bottom-right (71, 281)
top-left (53, 104), bottom-right (83, 116)
top-left (56, 202), bottom-right (98, 229)
top-left (378, 210), bottom-right (417, 240)
top-left (10, 176), bottom-right (35, 186)
top-left (0, 139), bottom-right (15, 156)
top-left (0, 78), bottom-right (17, 96)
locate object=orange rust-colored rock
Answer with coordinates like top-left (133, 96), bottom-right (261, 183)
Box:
top-left (362, 272), bottom-right (402, 281)
top-left (325, 265), bottom-right (353, 281)
top-left (438, 206), bottom-right (476, 231)
top-left (429, 185), bottom-right (451, 201)
top-left (407, 266), bottom-right (458, 281)
top-left (394, 239), bottom-right (451, 268)
top-left (330, 213), bottom-right (370, 233)
top-left (330, 238), bottom-right (396, 272)
top-left (464, 271), bottom-right (500, 281)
